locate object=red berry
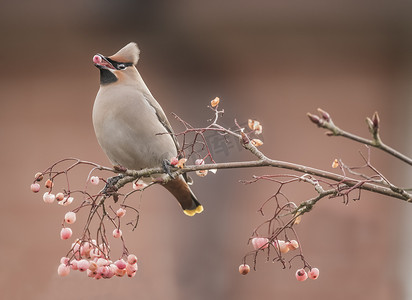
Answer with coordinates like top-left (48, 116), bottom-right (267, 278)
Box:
top-left (238, 264), bottom-right (250, 275)
top-left (170, 157), bottom-right (179, 166)
top-left (308, 268), bottom-right (319, 280)
top-left (31, 183), bottom-right (40, 193)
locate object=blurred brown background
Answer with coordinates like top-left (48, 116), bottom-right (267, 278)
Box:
top-left (1, 0), bottom-right (412, 299)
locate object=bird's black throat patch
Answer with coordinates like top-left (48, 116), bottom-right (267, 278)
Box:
top-left (99, 68), bottom-right (118, 85)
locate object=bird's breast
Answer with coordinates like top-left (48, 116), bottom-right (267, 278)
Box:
top-left (92, 86), bottom-right (177, 170)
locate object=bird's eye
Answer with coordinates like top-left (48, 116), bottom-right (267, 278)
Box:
top-left (117, 64), bottom-right (126, 70)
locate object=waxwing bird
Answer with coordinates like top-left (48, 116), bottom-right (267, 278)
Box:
top-left (92, 42), bottom-right (203, 216)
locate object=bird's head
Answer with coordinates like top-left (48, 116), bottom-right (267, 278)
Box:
top-left (93, 42), bottom-right (140, 85)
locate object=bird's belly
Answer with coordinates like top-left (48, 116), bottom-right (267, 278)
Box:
top-left (94, 110), bottom-right (177, 170)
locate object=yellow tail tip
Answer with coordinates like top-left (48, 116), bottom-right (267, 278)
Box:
top-left (183, 205), bottom-right (204, 216)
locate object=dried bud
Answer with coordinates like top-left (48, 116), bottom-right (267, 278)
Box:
top-left (196, 170), bottom-right (208, 177)
top-left (255, 124), bottom-right (263, 135)
top-left (372, 111), bottom-right (380, 130)
top-left (366, 117), bottom-right (375, 134)
top-left (294, 214), bottom-right (302, 225)
top-left (307, 113), bottom-right (321, 125)
top-left (34, 172), bottom-right (44, 182)
top-left (332, 159), bottom-right (339, 168)
top-left (210, 97), bottom-right (220, 107)
top-left (45, 179), bottom-right (53, 189)
top-left (251, 139), bottom-right (263, 147)
top-left (317, 108), bottom-right (330, 121)
top-left (176, 158), bottom-right (187, 169)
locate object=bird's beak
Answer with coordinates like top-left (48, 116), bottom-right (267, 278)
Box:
top-left (93, 54), bottom-right (116, 70)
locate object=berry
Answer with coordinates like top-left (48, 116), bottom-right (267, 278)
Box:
top-left (45, 179), bottom-right (53, 189)
top-left (170, 157), bottom-right (179, 166)
top-left (289, 240), bottom-right (299, 250)
top-left (278, 240), bottom-right (290, 254)
top-left (115, 268), bottom-right (126, 277)
top-left (34, 172), bottom-right (44, 182)
top-left (60, 257), bottom-right (69, 265)
top-left (126, 263), bottom-right (138, 277)
top-left (96, 258), bottom-right (108, 267)
top-left (43, 192), bottom-right (55, 204)
top-left (113, 228), bottom-right (122, 238)
top-left (64, 211), bottom-right (76, 224)
top-left (70, 260), bottom-right (79, 271)
top-left (295, 269), bottom-right (308, 281)
top-left (58, 196), bottom-right (73, 206)
top-left (60, 227), bottom-right (72, 240)
top-left (127, 254), bottom-right (137, 265)
top-left (195, 159), bottom-right (205, 165)
top-left (116, 207), bottom-right (126, 218)
top-left (56, 193), bottom-right (65, 201)
top-left (77, 259), bottom-right (90, 272)
top-left (31, 183), bottom-right (40, 193)
top-left (57, 264), bottom-right (70, 277)
top-left (308, 268), bottom-right (319, 280)
top-left (88, 261), bottom-right (98, 272)
top-left (251, 237), bottom-right (269, 250)
top-left (90, 176), bottom-right (100, 185)
top-left (115, 259), bottom-right (127, 270)
top-left (239, 264), bottom-right (250, 275)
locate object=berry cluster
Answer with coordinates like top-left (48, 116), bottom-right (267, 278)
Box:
top-left (31, 171), bottom-right (138, 280)
top-left (58, 250), bottom-right (138, 279)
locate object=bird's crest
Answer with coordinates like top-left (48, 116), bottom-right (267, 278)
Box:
top-left (109, 42), bottom-right (140, 65)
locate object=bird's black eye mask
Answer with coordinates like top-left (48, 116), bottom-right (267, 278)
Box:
top-left (105, 57), bottom-right (134, 70)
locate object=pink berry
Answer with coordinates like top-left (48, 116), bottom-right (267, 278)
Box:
top-left (43, 192), bottom-right (55, 204)
top-left (77, 259), bottom-right (90, 272)
top-left (126, 263), bottom-right (138, 277)
top-left (70, 260), bottom-right (79, 270)
top-left (238, 264), bottom-right (250, 275)
top-left (308, 268), bottom-right (319, 280)
top-left (60, 227), bottom-right (72, 240)
top-left (60, 257), bottom-right (69, 265)
top-left (64, 211), bottom-right (76, 224)
top-left (45, 179), bottom-right (53, 189)
top-left (127, 254), bottom-right (137, 265)
top-left (90, 248), bottom-right (103, 259)
top-left (88, 261), bottom-right (98, 272)
top-left (90, 176), bottom-right (100, 185)
top-left (96, 258), bottom-right (108, 267)
top-left (170, 157), bottom-right (179, 166)
top-left (31, 183), bottom-right (40, 193)
top-left (251, 237), bottom-right (269, 250)
top-left (115, 259), bottom-right (127, 270)
top-left (59, 196), bottom-right (73, 206)
top-left (295, 269), bottom-right (308, 281)
top-left (115, 268), bottom-right (126, 277)
top-left (289, 240), bottom-right (299, 250)
top-left (113, 228), bottom-right (122, 238)
top-left (116, 207), bottom-right (126, 218)
top-left (278, 240), bottom-right (290, 254)
top-left (56, 192), bottom-right (65, 201)
top-left (57, 264), bottom-right (70, 277)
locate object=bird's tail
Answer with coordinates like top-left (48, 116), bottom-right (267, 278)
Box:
top-left (163, 175), bottom-right (203, 216)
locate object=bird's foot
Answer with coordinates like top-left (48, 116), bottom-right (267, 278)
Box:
top-left (162, 159), bottom-right (176, 179)
top-left (101, 174), bottom-right (125, 202)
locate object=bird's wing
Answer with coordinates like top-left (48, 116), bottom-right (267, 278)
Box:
top-left (143, 93), bottom-right (181, 155)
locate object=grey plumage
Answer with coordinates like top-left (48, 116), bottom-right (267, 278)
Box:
top-left (92, 42), bottom-right (203, 216)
